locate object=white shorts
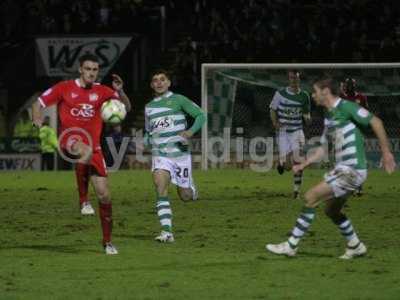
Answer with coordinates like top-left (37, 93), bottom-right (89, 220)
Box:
top-left (324, 165), bottom-right (367, 198)
top-left (152, 155), bottom-right (195, 190)
top-left (278, 129), bottom-right (305, 163)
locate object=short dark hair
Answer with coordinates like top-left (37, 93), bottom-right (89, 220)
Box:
top-left (79, 54), bottom-right (99, 66)
top-left (344, 77), bottom-right (356, 89)
top-left (288, 69), bottom-right (301, 76)
top-left (150, 68), bottom-right (171, 80)
top-left (313, 76), bottom-right (340, 96)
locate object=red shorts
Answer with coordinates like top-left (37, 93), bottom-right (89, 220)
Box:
top-left (61, 148), bottom-right (108, 178)
top-left (89, 151), bottom-right (108, 177)
top-left (59, 130), bottom-right (107, 177)
top-left (62, 149), bottom-right (108, 177)
top-left (59, 130), bottom-right (94, 151)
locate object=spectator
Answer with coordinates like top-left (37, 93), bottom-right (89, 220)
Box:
top-left (13, 110), bottom-right (38, 137)
top-left (0, 105), bottom-right (6, 137)
top-left (24, 3), bottom-right (42, 35)
top-left (97, 0), bottom-right (111, 31)
top-left (39, 116), bottom-right (58, 170)
top-left (62, 13), bottom-right (73, 34)
top-left (377, 36), bottom-right (397, 62)
top-left (0, 0), bottom-right (21, 43)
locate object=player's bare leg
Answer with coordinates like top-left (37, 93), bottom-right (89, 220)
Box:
top-left (75, 163), bottom-right (93, 214)
top-left (71, 142), bottom-right (95, 215)
top-left (304, 181), bottom-right (335, 207)
top-left (153, 169), bottom-right (174, 242)
top-left (292, 147), bottom-right (305, 200)
top-left (325, 197), bottom-right (366, 259)
top-left (266, 181), bottom-right (333, 256)
top-left (153, 169), bottom-right (170, 197)
top-left (72, 141), bottom-right (93, 164)
top-left (280, 153), bottom-right (302, 200)
top-left (91, 175), bottom-right (117, 254)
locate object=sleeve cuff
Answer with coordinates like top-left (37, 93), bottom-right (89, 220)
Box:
top-left (38, 97), bottom-right (46, 108)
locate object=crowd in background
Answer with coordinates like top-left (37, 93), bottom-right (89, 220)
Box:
top-left (170, 0), bottom-right (400, 88)
top-left (1, 0), bottom-right (399, 61)
top-left (0, 0), bottom-right (165, 39)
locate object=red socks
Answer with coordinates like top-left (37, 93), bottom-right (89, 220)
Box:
top-left (75, 163), bottom-right (90, 206)
top-left (99, 202), bottom-right (113, 244)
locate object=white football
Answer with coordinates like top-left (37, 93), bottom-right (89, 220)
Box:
top-left (101, 99), bottom-right (127, 124)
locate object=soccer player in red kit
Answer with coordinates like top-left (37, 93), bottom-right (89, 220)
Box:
top-left (32, 54), bottom-right (131, 254)
top-left (341, 78), bottom-right (368, 108)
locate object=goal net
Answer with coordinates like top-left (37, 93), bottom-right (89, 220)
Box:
top-left (201, 63), bottom-right (400, 170)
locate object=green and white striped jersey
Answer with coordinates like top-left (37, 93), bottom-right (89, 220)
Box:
top-left (270, 87), bottom-right (310, 133)
top-left (320, 98), bottom-right (373, 170)
top-left (145, 91), bottom-right (206, 157)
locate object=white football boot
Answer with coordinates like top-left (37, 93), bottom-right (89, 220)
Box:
top-left (104, 243), bottom-right (118, 255)
top-left (155, 231), bottom-right (175, 243)
top-left (81, 202), bottom-right (95, 215)
top-left (266, 241), bottom-right (297, 257)
top-left (339, 242), bottom-right (367, 259)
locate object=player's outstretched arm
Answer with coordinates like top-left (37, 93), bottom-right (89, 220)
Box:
top-left (179, 97), bottom-right (206, 139)
top-left (370, 116), bottom-right (396, 173)
top-left (293, 146), bottom-right (325, 173)
top-left (112, 74), bottom-right (132, 112)
top-left (32, 100), bottom-right (43, 128)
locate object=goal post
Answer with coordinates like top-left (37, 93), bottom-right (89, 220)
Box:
top-left (201, 63), bottom-right (400, 170)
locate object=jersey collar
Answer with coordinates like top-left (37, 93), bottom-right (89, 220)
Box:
top-left (333, 98), bottom-right (342, 108)
top-left (153, 91), bottom-right (173, 101)
top-left (327, 98), bottom-right (341, 111)
top-left (286, 87), bottom-right (301, 95)
top-left (75, 79), bottom-right (100, 88)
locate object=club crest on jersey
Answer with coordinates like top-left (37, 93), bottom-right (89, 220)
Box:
top-left (357, 108), bottom-right (369, 118)
top-left (89, 93), bottom-right (99, 102)
top-left (71, 92), bottom-right (78, 98)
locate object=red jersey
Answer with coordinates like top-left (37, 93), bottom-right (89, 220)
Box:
top-left (39, 79), bottom-right (119, 151)
top-left (340, 92), bottom-right (368, 108)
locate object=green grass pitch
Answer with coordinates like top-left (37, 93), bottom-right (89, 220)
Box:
top-left (0, 169), bottom-right (399, 299)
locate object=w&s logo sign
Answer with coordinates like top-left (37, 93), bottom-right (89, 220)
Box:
top-left (36, 37), bottom-right (132, 78)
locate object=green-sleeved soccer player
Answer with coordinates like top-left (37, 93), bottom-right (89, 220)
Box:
top-left (269, 70), bottom-right (311, 199)
top-left (266, 76), bottom-right (396, 259)
top-left (144, 69), bottom-right (206, 243)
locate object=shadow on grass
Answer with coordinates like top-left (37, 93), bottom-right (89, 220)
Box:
top-left (119, 259), bottom-right (257, 272)
top-left (199, 191), bottom-right (289, 202)
top-left (114, 234), bottom-right (154, 240)
top-left (297, 251), bottom-right (335, 258)
top-left (260, 251), bottom-right (334, 260)
top-left (0, 244), bottom-right (84, 254)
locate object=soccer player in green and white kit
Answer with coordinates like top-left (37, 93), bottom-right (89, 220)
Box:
top-left (270, 70), bottom-right (311, 199)
top-left (266, 76), bottom-right (396, 259)
top-left (145, 69), bottom-right (206, 243)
